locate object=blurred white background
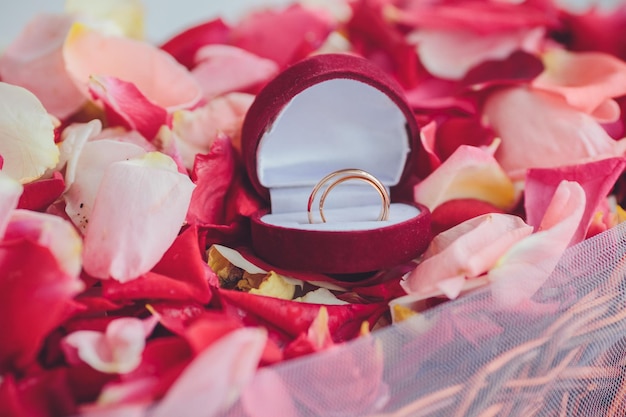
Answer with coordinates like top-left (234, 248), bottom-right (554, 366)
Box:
top-left (0, 0), bottom-right (297, 47)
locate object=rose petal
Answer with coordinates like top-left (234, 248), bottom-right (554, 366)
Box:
top-left (489, 181), bottom-right (586, 306)
top-left (432, 116), bottom-right (495, 163)
top-left (347, 0), bottom-right (421, 87)
top-left (191, 44), bottom-right (279, 100)
top-left (241, 369), bottom-right (297, 417)
top-left (409, 26), bottom-right (545, 80)
top-left (150, 328), bottom-right (267, 417)
top-left (460, 50), bottom-right (544, 90)
top-left (483, 86), bottom-right (626, 180)
top-left (82, 152), bottom-right (195, 281)
top-left (430, 198), bottom-right (506, 235)
top-left (0, 14), bottom-right (85, 119)
top-left (160, 18), bottom-right (231, 70)
top-left (170, 93), bottom-right (254, 169)
top-left (58, 120), bottom-right (103, 188)
top-left (186, 136), bottom-right (236, 226)
top-left (525, 157), bottom-right (626, 244)
top-left (402, 213), bottom-right (533, 298)
top-left (5, 210), bottom-right (83, 278)
top-left (0, 82), bottom-right (59, 183)
top-left (230, 4), bottom-right (334, 68)
top-left (559, 6), bottom-right (626, 62)
top-left (88, 75), bottom-right (168, 141)
top-left (17, 171), bottom-right (65, 212)
top-left (63, 138), bottom-right (147, 234)
top-left (0, 172), bottom-right (23, 238)
top-left (532, 48), bottom-right (626, 122)
top-left (102, 226), bottom-right (212, 303)
top-left (63, 317), bottom-right (157, 374)
top-left (64, 0), bottom-right (145, 39)
top-left (283, 306), bottom-right (334, 359)
top-left (63, 23), bottom-right (202, 112)
top-left (413, 145), bottom-right (516, 211)
top-left (218, 289), bottom-right (385, 342)
top-left (0, 214), bottom-right (83, 371)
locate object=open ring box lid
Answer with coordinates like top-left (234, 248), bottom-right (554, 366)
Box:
top-left (242, 53), bottom-right (431, 277)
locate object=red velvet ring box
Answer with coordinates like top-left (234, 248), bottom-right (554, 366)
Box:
top-left (241, 53), bottom-right (431, 276)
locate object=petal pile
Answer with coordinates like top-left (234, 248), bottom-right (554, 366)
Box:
top-left (2, 0), bottom-right (626, 413)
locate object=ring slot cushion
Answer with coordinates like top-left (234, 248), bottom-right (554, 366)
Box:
top-left (241, 53), bottom-right (431, 275)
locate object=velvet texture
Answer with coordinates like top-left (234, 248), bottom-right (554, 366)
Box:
top-left (241, 53), bottom-right (430, 275)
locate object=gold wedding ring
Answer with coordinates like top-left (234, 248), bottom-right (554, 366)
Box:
top-left (307, 169), bottom-right (391, 224)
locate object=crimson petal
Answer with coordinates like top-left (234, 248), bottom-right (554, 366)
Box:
top-left (218, 289), bottom-right (385, 342)
top-left (187, 137), bottom-right (236, 226)
top-left (0, 240), bottom-right (81, 372)
top-left (103, 226), bottom-right (211, 304)
top-left (89, 76), bottom-right (168, 141)
top-left (160, 18), bottom-right (231, 69)
top-left (230, 4), bottom-right (334, 69)
top-left (525, 157), bottom-right (626, 244)
top-left (17, 172), bottom-right (65, 212)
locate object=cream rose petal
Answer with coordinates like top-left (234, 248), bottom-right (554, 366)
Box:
top-left (82, 152), bottom-right (195, 281)
top-left (0, 82), bottom-right (59, 183)
top-left (64, 0), bottom-right (145, 39)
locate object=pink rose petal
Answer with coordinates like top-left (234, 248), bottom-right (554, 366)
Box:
top-left (191, 44), bottom-right (279, 100)
top-left (82, 152), bottom-right (195, 281)
top-left (150, 328), bottom-right (267, 417)
top-left (532, 48), bottom-right (626, 122)
top-left (402, 213), bottom-right (533, 298)
top-left (0, 14), bottom-right (85, 119)
top-left (63, 23), bottom-right (202, 112)
top-left (63, 138), bottom-right (147, 234)
top-left (0, 173), bottom-right (23, 238)
top-left (409, 26), bottom-right (545, 80)
top-left (169, 92), bottom-right (254, 170)
top-left (63, 317), bottom-right (157, 374)
top-left (489, 181), bottom-right (586, 306)
top-left (483, 86), bottom-right (626, 180)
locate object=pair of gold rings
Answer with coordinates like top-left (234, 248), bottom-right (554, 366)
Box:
top-left (307, 168), bottom-right (391, 224)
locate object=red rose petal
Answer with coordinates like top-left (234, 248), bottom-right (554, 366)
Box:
top-left (103, 226), bottom-right (211, 304)
top-left (160, 18), bottom-right (231, 69)
top-left (431, 198), bottom-right (506, 235)
top-left (525, 157), bottom-right (626, 244)
top-left (17, 172), bottom-right (65, 212)
top-left (230, 4), bottom-right (334, 68)
top-left (0, 239), bottom-right (82, 372)
top-left (89, 76), bottom-right (168, 141)
top-left (187, 136), bottom-right (236, 227)
top-left (218, 289), bottom-right (385, 342)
